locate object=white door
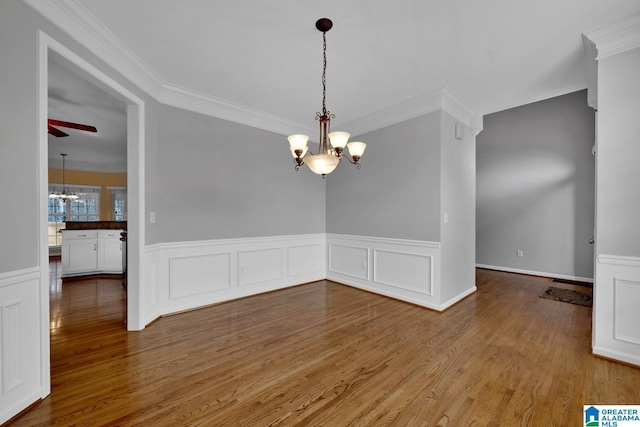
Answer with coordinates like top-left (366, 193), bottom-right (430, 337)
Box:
top-left (100, 231), bottom-right (124, 273)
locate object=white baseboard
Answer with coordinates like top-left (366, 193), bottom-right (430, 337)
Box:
top-left (592, 346), bottom-right (640, 367)
top-left (476, 263), bottom-right (594, 283)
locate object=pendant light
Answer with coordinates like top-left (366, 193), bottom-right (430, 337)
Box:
top-left (49, 153), bottom-right (78, 201)
top-left (288, 18), bottom-right (366, 178)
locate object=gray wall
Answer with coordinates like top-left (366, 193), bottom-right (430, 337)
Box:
top-left (326, 112), bottom-right (442, 241)
top-left (596, 49), bottom-right (640, 257)
top-left (0, 0), bottom-right (39, 272)
top-left (0, 0), bottom-right (150, 273)
top-left (146, 104), bottom-right (325, 244)
top-left (476, 90), bottom-right (595, 279)
top-left (440, 112), bottom-right (476, 301)
top-left (0, 0), bottom-right (325, 273)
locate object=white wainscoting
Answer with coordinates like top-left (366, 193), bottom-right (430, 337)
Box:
top-left (0, 267), bottom-right (44, 425)
top-left (593, 254), bottom-right (640, 366)
top-left (144, 234), bottom-right (325, 322)
top-left (326, 234), bottom-right (449, 310)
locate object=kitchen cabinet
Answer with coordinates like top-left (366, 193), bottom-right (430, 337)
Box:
top-left (61, 229), bottom-right (124, 277)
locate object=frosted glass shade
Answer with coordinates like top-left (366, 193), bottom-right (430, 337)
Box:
top-left (347, 141), bottom-right (366, 157)
top-left (290, 146), bottom-right (308, 158)
top-left (305, 154), bottom-right (340, 175)
top-left (328, 131), bottom-right (350, 149)
top-left (287, 134), bottom-right (309, 150)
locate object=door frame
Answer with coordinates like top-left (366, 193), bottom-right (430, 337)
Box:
top-left (37, 31), bottom-right (146, 396)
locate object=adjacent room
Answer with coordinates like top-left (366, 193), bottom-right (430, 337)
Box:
top-left (1, 0), bottom-right (639, 425)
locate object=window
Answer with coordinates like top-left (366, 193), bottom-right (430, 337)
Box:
top-left (109, 187), bottom-right (127, 221)
top-left (47, 184), bottom-right (101, 247)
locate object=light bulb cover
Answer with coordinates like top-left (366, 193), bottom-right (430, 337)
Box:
top-left (347, 141), bottom-right (366, 157)
top-left (305, 153), bottom-right (340, 175)
top-left (288, 134), bottom-right (309, 150)
top-left (328, 131), bottom-right (350, 149)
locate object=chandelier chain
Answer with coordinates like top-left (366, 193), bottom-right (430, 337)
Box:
top-left (322, 30), bottom-right (327, 115)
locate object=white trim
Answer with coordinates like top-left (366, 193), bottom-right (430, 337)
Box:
top-left (39, 31), bottom-right (146, 332)
top-left (327, 234), bottom-right (450, 310)
top-left (581, 34), bottom-right (599, 110)
top-left (613, 278), bottom-right (640, 345)
top-left (593, 255), bottom-right (640, 367)
top-left (24, 0), bottom-right (163, 97)
top-left (0, 267), bottom-right (41, 287)
top-left (340, 88), bottom-right (482, 137)
top-left (37, 29), bottom-right (52, 402)
top-left (373, 250), bottom-right (433, 296)
top-left (147, 233), bottom-right (326, 252)
top-left (476, 263), bottom-right (594, 283)
top-left (592, 346), bottom-right (640, 367)
top-left (584, 15), bottom-right (640, 60)
top-left (0, 268), bottom-right (45, 424)
top-left (144, 234), bottom-right (326, 323)
top-left (597, 254), bottom-right (640, 267)
top-left (159, 82), bottom-right (315, 137)
top-left (326, 233), bottom-right (441, 249)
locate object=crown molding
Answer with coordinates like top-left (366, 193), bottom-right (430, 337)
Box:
top-left (583, 14), bottom-right (640, 60)
top-left (23, 0), bottom-right (165, 98)
top-left (341, 88), bottom-right (482, 137)
top-left (159, 83), bottom-right (316, 137)
top-left (440, 88), bottom-right (483, 136)
top-left (581, 34), bottom-right (599, 110)
top-left (23, 0), bottom-right (482, 138)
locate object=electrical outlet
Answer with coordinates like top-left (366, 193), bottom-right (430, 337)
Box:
top-left (516, 250), bottom-right (524, 258)
top-left (150, 212), bottom-right (156, 223)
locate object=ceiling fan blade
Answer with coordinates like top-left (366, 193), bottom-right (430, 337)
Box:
top-left (48, 125), bottom-right (69, 137)
top-left (48, 119), bottom-right (97, 133)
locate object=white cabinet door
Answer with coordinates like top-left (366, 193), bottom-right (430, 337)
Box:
top-left (67, 240), bottom-right (98, 272)
top-left (100, 230), bottom-right (123, 272)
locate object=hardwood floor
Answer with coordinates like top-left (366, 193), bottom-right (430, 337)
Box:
top-left (8, 266), bottom-right (639, 426)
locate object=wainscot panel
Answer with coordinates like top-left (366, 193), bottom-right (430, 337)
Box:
top-left (593, 254), bottom-right (640, 366)
top-left (238, 248), bottom-right (282, 287)
top-left (145, 234), bottom-right (325, 317)
top-left (328, 244), bottom-right (369, 280)
top-left (288, 244), bottom-right (324, 278)
top-left (374, 249), bottom-right (433, 296)
top-left (0, 267), bottom-right (44, 425)
top-left (326, 234), bottom-right (443, 310)
top-left (169, 253), bottom-right (231, 299)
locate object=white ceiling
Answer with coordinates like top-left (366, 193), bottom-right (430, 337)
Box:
top-left (41, 0), bottom-right (640, 169)
top-left (48, 54), bottom-right (127, 172)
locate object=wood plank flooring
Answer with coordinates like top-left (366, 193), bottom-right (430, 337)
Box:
top-left (8, 266), bottom-right (639, 426)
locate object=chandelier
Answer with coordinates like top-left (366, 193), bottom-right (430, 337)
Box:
top-left (49, 153), bottom-right (78, 201)
top-left (288, 18), bottom-right (366, 177)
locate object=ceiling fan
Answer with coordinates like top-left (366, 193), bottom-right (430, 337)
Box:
top-left (48, 119), bottom-right (97, 137)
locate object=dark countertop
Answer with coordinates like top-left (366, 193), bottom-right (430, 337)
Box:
top-left (65, 221), bottom-right (127, 230)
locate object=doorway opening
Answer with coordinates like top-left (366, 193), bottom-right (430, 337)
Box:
top-left (38, 29), bottom-right (147, 395)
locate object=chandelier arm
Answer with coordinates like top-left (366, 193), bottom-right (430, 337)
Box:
top-left (340, 154), bottom-right (362, 168)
